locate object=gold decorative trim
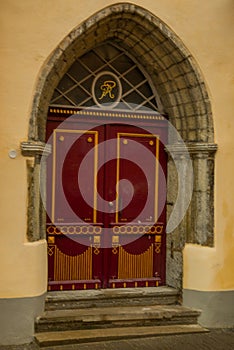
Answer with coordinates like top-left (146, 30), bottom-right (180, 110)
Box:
top-left (93, 236), bottom-right (100, 255)
top-left (48, 236), bottom-right (55, 244)
top-left (112, 235), bottom-right (119, 244)
top-left (112, 225), bottom-right (163, 235)
top-left (48, 245), bottom-right (55, 256)
top-left (112, 235), bottom-right (119, 254)
top-left (93, 247), bottom-right (100, 255)
top-left (155, 235), bottom-right (162, 242)
top-left (112, 247), bottom-right (118, 255)
top-left (49, 107), bottom-right (166, 121)
top-left (47, 225), bottom-right (102, 235)
top-left (93, 236), bottom-right (101, 244)
top-left (155, 235), bottom-right (162, 254)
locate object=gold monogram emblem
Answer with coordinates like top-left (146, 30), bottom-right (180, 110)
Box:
top-left (92, 72), bottom-right (122, 108)
top-left (99, 80), bottom-right (116, 100)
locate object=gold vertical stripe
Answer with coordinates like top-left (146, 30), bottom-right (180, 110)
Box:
top-left (93, 132), bottom-right (98, 223)
top-left (54, 245), bottom-right (57, 280)
top-left (115, 134), bottom-right (120, 223)
top-left (61, 251), bottom-right (64, 280)
top-left (51, 131), bottom-right (57, 222)
top-left (74, 255), bottom-right (77, 280)
top-left (80, 251), bottom-right (83, 280)
top-left (89, 247), bottom-right (92, 279)
top-left (71, 256), bottom-right (74, 280)
top-left (154, 136), bottom-right (160, 222)
top-left (53, 246), bottom-right (92, 281)
top-left (118, 244), bottom-right (153, 279)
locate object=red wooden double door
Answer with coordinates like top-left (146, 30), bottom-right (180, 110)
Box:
top-left (46, 110), bottom-right (167, 290)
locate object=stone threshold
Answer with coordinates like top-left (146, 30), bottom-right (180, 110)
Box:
top-left (45, 286), bottom-right (179, 310)
top-left (46, 286), bottom-right (178, 301)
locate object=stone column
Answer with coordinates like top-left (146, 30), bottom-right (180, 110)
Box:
top-left (165, 142), bottom-right (217, 289)
top-left (166, 143), bottom-right (193, 290)
top-left (21, 141), bottom-right (51, 241)
top-left (187, 143), bottom-right (217, 246)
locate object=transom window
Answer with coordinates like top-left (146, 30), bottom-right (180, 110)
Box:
top-left (50, 42), bottom-right (159, 111)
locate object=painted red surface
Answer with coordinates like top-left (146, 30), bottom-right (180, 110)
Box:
top-left (46, 110), bottom-right (167, 290)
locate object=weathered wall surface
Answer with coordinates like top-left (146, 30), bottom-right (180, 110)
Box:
top-left (0, 1), bottom-right (233, 337)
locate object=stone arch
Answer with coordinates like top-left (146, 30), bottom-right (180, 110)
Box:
top-left (28, 4), bottom-right (214, 143)
top-left (21, 3), bottom-right (217, 289)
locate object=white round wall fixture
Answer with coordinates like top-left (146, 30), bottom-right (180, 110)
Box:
top-left (9, 149), bottom-right (17, 159)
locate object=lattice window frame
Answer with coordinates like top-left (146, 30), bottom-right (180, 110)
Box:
top-left (50, 42), bottom-right (161, 112)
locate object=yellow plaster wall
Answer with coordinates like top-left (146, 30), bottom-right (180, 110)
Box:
top-left (0, 0), bottom-right (233, 297)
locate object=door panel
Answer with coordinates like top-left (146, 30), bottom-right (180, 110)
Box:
top-left (46, 115), bottom-right (167, 290)
top-left (46, 121), bottom-right (104, 290)
top-left (105, 124), bottom-right (167, 288)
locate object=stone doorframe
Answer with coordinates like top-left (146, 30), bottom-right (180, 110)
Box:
top-left (21, 3), bottom-right (217, 290)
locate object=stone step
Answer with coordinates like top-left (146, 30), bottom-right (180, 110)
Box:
top-left (35, 324), bottom-right (209, 347)
top-left (36, 304), bottom-right (200, 333)
top-left (45, 287), bottom-right (179, 310)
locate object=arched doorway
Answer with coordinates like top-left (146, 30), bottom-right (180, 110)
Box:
top-left (46, 42), bottom-right (168, 290)
top-left (21, 3), bottom-right (217, 291)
